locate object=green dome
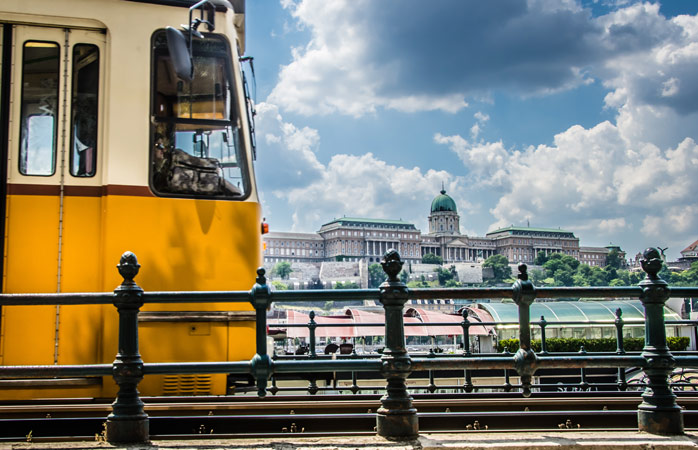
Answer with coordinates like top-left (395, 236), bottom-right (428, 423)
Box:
top-left (430, 189), bottom-right (457, 213)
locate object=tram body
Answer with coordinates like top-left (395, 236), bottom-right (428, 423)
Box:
top-left (0, 0), bottom-right (261, 398)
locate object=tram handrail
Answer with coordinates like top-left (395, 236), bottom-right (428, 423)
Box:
top-left (0, 247), bottom-right (696, 442)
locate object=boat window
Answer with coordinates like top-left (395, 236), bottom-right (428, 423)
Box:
top-left (150, 31), bottom-right (248, 198)
top-left (70, 44), bottom-right (99, 177)
top-left (19, 41), bottom-right (59, 176)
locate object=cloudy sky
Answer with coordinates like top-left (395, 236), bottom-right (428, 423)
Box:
top-left (245, 0), bottom-right (698, 261)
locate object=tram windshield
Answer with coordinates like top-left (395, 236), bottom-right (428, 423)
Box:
top-left (150, 31), bottom-right (248, 198)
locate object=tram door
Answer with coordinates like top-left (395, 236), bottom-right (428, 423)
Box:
top-left (0, 23), bottom-right (106, 370)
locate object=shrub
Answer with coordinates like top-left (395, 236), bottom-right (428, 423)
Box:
top-left (497, 336), bottom-right (689, 353)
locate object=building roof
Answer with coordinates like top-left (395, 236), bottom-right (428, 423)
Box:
top-left (473, 300), bottom-right (679, 328)
top-left (264, 231), bottom-right (323, 240)
top-left (486, 226), bottom-right (576, 238)
top-left (682, 239), bottom-right (698, 254)
top-left (579, 246), bottom-right (610, 253)
top-left (430, 189), bottom-right (458, 213)
top-left (319, 217), bottom-right (417, 229)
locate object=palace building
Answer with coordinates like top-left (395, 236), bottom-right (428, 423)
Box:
top-left (263, 189), bottom-right (618, 266)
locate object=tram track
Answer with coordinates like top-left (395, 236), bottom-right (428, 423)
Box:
top-left (1, 392), bottom-right (698, 441)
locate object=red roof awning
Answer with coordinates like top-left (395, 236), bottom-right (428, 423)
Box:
top-left (268, 307), bottom-right (495, 339)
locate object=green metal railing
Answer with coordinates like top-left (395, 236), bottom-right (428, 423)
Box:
top-left (0, 247), bottom-right (696, 443)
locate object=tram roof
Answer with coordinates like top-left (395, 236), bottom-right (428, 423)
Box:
top-left (471, 300), bottom-right (680, 326)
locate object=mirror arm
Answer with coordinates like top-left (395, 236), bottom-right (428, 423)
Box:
top-left (185, 0), bottom-right (217, 79)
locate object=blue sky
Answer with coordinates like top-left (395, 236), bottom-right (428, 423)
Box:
top-left (245, 0), bottom-right (698, 261)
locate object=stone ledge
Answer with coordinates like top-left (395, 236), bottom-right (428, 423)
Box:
top-left (10, 432), bottom-right (698, 450)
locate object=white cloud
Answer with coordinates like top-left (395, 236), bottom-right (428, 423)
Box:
top-left (435, 122), bottom-right (698, 258)
top-left (277, 152), bottom-right (469, 232)
top-left (434, 133), bottom-right (510, 187)
top-left (256, 103), bottom-right (471, 233)
top-left (259, 1), bottom-right (698, 258)
top-left (269, 0), bottom-right (612, 116)
top-left (254, 102), bottom-right (324, 196)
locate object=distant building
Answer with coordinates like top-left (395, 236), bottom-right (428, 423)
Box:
top-left (264, 231), bottom-right (325, 263)
top-left (486, 226), bottom-right (579, 263)
top-left (579, 245), bottom-right (626, 268)
top-left (263, 189), bottom-right (623, 267)
top-left (680, 240), bottom-right (698, 264)
top-left (318, 217), bottom-right (422, 263)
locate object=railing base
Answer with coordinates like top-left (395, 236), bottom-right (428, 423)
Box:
top-left (106, 417), bottom-right (150, 444)
top-left (638, 408), bottom-right (684, 435)
top-left (376, 410), bottom-right (418, 439)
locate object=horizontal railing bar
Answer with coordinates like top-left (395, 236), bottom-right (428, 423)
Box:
top-left (410, 286), bottom-right (698, 300)
top-left (673, 356), bottom-right (698, 368)
top-left (411, 355), bottom-right (646, 371)
top-left (0, 292), bottom-right (113, 306)
top-left (0, 364), bottom-right (112, 378)
top-left (672, 288), bottom-right (698, 297)
top-left (273, 360), bottom-right (384, 373)
top-left (143, 291), bottom-right (251, 303)
top-left (270, 319), bottom-right (650, 328)
top-left (0, 286), bottom-right (694, 307)
top-left (0, 351), bottom-right (662, 380)
top-left (143, 362), bottom-right (251, 375)
top-left (268, 289), bottom-right (381, 302)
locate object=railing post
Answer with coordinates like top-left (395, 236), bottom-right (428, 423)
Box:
top-left (350, 346), bottom-right (360, 394)
top-left (637, 248), bottom-right (683, 434)
top-left (615, 308), bottom-right (627, 391)
top-left (461, 309), bottom-right (473, 392)
top-left (539, 316), bottom-right (548, 355)
top-left (512, 263), bottom-right (537, 397)
top-left (309, 311), bottom-right (317, 358)
top-left (307, 310), bottom-right (319, 395)
top-left (376, 249), bottom-right (418, 439)
top-left (106, 252), bottom-right (149, 444)
top-left (249, 268), bottom-right (273, 397)
top-left (461, 309), bottom-right (471, 355)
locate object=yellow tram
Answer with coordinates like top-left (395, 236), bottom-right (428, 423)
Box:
top-left (0, 0), bottom-right (261, 399)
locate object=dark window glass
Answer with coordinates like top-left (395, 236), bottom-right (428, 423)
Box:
top-left (151, 31), bottom-right (247, 198)
top-left (70, 44), bottom-right (99, 177)
top-left (19, 41), bottom-right (59, 176)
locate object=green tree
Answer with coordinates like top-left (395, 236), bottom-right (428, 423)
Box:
top-left (368, 263), bottom-right (386, 288)
top-left (407, 279), bottom-right (430, 288)
top-left (434, 265), bottom-right (457, 285)
top-left (272, 261), bottom-right (292, 279)
top-left (530, 268), bottom-right (550, 285)
top-left (542, 253), bottom-right (580, 286)
top-left (399, 270), bottom-right (409, 284)
top-left (534, 251), bottom-right (549, 266)
top-left (445, 279), bottom-right (462, 287)
top-left (334, 281), bottom-right (359, 289)
top-left (271, 280), bottom-right (288, 290)
top-left (606, 249), bottom-right (622, 269)
top-left (664, 261), bottom-right (698, 286)
top-left (483, 254), bottom-right (512, 284)
top-left (422, 253), bottom-right (443, 265)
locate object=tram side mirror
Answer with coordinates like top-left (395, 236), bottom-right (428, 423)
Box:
top-left (166, 26), bottom-right (193, 82)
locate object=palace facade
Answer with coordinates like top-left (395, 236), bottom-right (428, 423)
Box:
top-left (263, 189), bottom-right (622, 266)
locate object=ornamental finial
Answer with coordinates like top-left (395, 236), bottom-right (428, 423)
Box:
top-left (256, 267), bottom-right (267, 285)
top-left (640, 247), bottom-right (662, 280)
top-left (117, 251), bottom-right (140, 283)
top-left (518, 263), bottom-right (528, 281)
top-left (381, 249), bottom-right (404, 282)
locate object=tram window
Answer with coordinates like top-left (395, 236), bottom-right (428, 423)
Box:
top-left (150, 31), bottom-right (247, 198)
top-left (70, 44), bottom-right (99, 177)
top-left (19, 42), bottom-right (59, 176)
